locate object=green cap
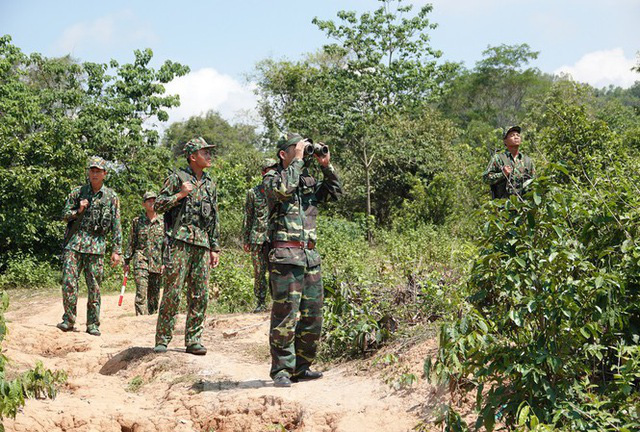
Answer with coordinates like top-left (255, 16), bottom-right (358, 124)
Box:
top-left (88, 156), bottom-right (107, 170)
top-left (262, 157), bottom-right (278, 170)
top-left (503, 126), bottom-right (521, 139)
top-left (142, 191), bottom-right (157, 201)
top-left (276, 133), bottom-right (303, 152)
top-left (183, 137), bottom-right (215, 156)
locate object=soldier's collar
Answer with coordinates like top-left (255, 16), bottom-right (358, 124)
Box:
top-left (183, 165), bottom-right (209, 181)
top-left (505, 150), bottom-right (522, 160)
top-left (87, 183), bottom-right (106, 195)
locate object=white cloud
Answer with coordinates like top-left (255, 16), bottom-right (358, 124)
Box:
top-left (163, 68), bottom-right (258, 125)
top-left (555, 48), bottom-right (638, 88)
top-left (54, 10), bottom-right (157, 54)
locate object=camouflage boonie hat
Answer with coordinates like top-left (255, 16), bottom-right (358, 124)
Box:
top-left (262, 158), bottom-right (278, 170)
top-left (142, 191), bottom-right (157, 201)
top-left (503, 125), bottom-right (521, 139)
top-left (88, 156), bottom-right (107, 170)
top-left (183, 137), bottom-right (215, 156)
top-left (276, 133), bottom-right (303, 152)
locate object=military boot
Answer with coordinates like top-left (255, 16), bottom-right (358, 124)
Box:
top-left (273, 374), bottom-right (292, 388)
top-left (186, 343), bottom-right (207, 355)
top-left (291, 369), bottom-right (323, 382)
top-left (56, 321), bottom-right (74, 332)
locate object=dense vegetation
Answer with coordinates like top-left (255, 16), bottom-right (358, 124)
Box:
top-left (1, 0), bottom-right (640, 429)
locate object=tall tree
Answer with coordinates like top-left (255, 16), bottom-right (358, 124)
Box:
top-left (440, 43), bottom-right (551, 129)
top-left (0, 35), bottom-right (189, 264)
top-left (255, 0), bottom-right (458, 240)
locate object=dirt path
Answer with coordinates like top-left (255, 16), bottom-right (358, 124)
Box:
top-left (3, 292), bottom-right (436, 432)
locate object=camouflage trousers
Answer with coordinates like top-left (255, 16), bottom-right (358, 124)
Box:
top-left (269, 263), bottom-right (323, 379)
top-left (133, 269), bottom-right (162, 315)
top-left (250, 243), bottom-right (269, 306)
top-left (61, 249), bottom-right (104, 330)
top-left (155, 240), bottom-right (210, 347)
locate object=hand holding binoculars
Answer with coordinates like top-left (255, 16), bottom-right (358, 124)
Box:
top-left (303, 139), bottom-right (329, 157)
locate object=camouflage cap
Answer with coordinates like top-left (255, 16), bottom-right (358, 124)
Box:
top-left (262, 157), bottom-right (278, 170)
top-left (276, 133), bottom-right (304, 152)
top-left (183, 137), bottom-right (215, 156)
top-left (503, 125), bottom-right (521, 139)
top-left (88, 156), bottom-right (107, 170)
top-left (142, 191), bottom-right (157, 201)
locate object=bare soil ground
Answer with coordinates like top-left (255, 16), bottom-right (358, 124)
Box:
top-left (3, 290), bottom-right (453, 432)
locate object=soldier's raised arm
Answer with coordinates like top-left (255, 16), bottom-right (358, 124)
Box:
top-left (62, 186), bottom-right (83, 222)
top-left (265, 158), bottom-right (304, 202)
top-left (154, 174), bottom-right (182, 214)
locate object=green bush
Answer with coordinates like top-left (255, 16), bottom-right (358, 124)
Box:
top-left (209, 248), bottom-right (255, 313)
top-left (0, 253), bottom-right (60, 289)
top-left (0, 292), bottom-right (66, 428)
top-left (426, 167), bottom-right (640, 431)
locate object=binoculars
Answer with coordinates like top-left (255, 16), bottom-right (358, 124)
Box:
top-left (303, 139), bottom-right (329, 157)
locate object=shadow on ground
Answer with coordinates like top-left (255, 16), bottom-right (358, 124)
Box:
top-left (100, 346), bottom-right (154, 375)
top-left (191, 379), bottom-right (271, 392)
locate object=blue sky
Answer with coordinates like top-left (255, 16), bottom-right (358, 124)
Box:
top-left (1, 0), bottom-right (638, 124)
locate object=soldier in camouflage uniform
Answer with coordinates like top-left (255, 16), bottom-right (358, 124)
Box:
top-left (264, 133), bottom-right (342, 387)
top-left (153, 137), bottom-right (221, 355)
top-left (58, 156), bottom-right (122, 336)
top-left (483, 126), bottom-right (536, 199)
top-left (123, 192), bottom-right (164, 315)
top-left (243, 158), bottom-right (278, 313)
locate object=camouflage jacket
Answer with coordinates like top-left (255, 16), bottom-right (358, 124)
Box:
top-left (263, 159), bottom-right (342, 267)
top-left (123, 212), bottom-right (164, 273)
top-left (62, 183), bottom-right (122, 255)
top-left (155, 166), bottom-right (220, 251)
top-left (482, 151), bottom-right (536, 199)
top-left (242, 183), bottom-right (270, 247)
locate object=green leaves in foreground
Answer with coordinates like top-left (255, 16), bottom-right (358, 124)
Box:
top-left (426, 162), bottom-right (640, 431)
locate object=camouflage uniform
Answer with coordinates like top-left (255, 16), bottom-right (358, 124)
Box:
top-left (123, 195), bottom-right (164, 315)
top-left (483, 151), bottom-right (536, 198)
top-left (60, 157), bottom-right (122, 332)
top-left (154, 138), bottom-right (220, 349)
top-left (264, 136), bottom-right (342, 379)
top-left (243, 158), bottom-right (277, 309)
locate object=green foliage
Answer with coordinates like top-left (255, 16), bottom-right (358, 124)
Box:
top-left (126, 376), bottom-right (144, 393)
top-left (319, 218), bottom-right (471, 359)
top-left (255, 0), bottom-right (459, 234)
top-left (0, 292), bottom-right (66, 423)
top-left (0, 35), bottom-right (189, 268)
top-left (20, 361), bottom-right (67, 399)
top-left (0, 253), bottom-right (60, 289)
top-left (209, 248), bottom-right (254, 314)
top-left (440, 43), bottom-right (551, 128)
top-left (426, 88), bottom-right (640, 430)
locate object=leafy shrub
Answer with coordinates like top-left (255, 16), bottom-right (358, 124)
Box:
top-left (426, 165), bottom-right (640, 431)
top-left (209, 248), bottom-right (254, 313)
top-left (0, 253), bottom-right (60, 289)
top-left (0, 292), bottom-right (66, 428)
